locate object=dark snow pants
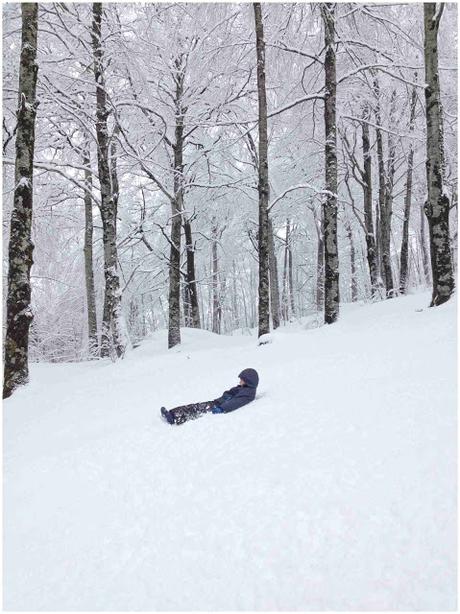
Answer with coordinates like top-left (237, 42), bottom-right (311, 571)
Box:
top-left (169, 401), bottom-right (215, 425)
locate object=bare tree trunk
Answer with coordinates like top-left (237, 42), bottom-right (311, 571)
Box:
top-left (183, 215), bottom-right (201, 328)
top-left (288, 233), bottom-right (295, 317)
top-left (315, 212), bottom-right (324, 312)
top-left (374, 79), bottom-right (386, 285)
top-left (399, 82), bottom-right (418, 294)
top-left (268, 217), bottom-right (280, 329)
top-left (375, 81), bottom-right (396, 298)
top-left (345, 219), bottom-right (358, 302)
top-left (419, 203), bottom-right (431, 285)
top-left (321, 3), bottom-right (339, 324)
top-left (3, 3), bottom-right (39, 399)
top-left (211, 218), bottom-right (221, 334)
top-left (168, 58), bottom-right (185, 348)
top-left (282, 218), bottom-right (289, 321)
top-left (232, 260), bottom-right (240, 330)
top-left (82, 145), bottom-right (98, 357)
top-left (423, 3), bottom-right (454, 306)
top-left (253, 2), bottom-right (270, 337)
top-left (361, 105), bottom-right (380, 298)
top-left (92, 2), bottom-right (125, 359)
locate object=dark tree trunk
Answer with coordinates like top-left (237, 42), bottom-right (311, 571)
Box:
top-left (321, 4), bottom-right (339, 323)
top-left (82, 146), bottom-right (98, 357)
top-left (268, 217), bottom-right (280, 329)
top-left (423, 3), bottom-right (454, 306)
top-left (253, 2), bottom-right (270, 337)
top-left (92, 2), bottom-right (125, 359)
top-left (3, 3), bottom-right (39, 399)
top-left (232, 260), bottom-right (240, 330)
top-left (345, 219), bottom-right (358, 302)
top-left (361, 105), bottom-right (380, 298)
top-left (211, 218), bottom-right (221, 335)
top-left (375, 80), bottom-right (396, 298)
top-left (183, 215), bottom-right (201, 328)
top-left (381, 90), bottom-right (397, 297)
top-left (399, 82), bottom-right (418, 294)
top-left (420, 203), bottom-right (431, 285)
top-left (316, 212), bottom-right (324, 313)
top-left (282, 218), bottom-right (289, 321)
top-left (288, 234), bottom-right (295, 317)
top-left (168, 59), bottom-right (185, 348)
top-left (374, 79), bottom-right (386, 283)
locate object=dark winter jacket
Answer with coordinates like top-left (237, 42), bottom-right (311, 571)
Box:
top-left (213, 368), bottom-right (259, 413)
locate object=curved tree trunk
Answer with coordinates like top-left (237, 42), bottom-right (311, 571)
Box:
top-left (3, 3), bottom-right (39, 399)
top-left (423, 3), bottom-right (454, 306)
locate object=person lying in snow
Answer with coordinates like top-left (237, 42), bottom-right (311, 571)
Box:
top-left (161, 368), bottom-right (259, 426)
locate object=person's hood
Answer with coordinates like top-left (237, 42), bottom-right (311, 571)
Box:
top-left (238, 368), bottom-right (259, 388)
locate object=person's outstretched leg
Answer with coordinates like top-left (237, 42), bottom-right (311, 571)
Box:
top-left (169, 401), bottom-right (214, 425)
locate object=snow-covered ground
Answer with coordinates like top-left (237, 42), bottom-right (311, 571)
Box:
top-left (3, 292), bottom-right (457, 610)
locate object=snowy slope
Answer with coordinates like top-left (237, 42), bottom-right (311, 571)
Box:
top-left (3, 292), bottom-right (457, 610)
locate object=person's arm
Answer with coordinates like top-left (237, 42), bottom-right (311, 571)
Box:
top-left (213, 385), bottom-right (240, 406)
top-left (218, 387), bottom-right (256, 413)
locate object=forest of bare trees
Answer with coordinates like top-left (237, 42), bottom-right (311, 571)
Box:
top-left (3, 2), bottom-right (457, 397)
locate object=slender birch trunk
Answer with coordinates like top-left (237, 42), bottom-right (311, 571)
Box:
top-left (423, 3), bottom-right (454, 306)
top-left (399, 82), bottom-right (418, 294)
top-left (253, 2), bottom-right (270, 337)
top-left (3, 3), bottom-right (39, 399)
top-left (321, 3), bottom-right (339, 323)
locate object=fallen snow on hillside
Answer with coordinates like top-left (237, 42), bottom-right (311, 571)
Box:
top-left (3, 292), bottom-right (457, 610)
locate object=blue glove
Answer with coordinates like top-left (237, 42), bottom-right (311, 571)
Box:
top-left (212, 405), bottom-right (224, 414)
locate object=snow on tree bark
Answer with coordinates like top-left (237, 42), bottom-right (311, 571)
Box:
top-left (3, 3), bottom-right (39, 399)
top-left (268, 217), bottom-right (280, 329)
top-left (183, 215), bottom-right (201, 329)
top-left (399, 82), bottom-right (418, 295)
top-left (168, 56), bottom-right (185, 349)
top-left (423, 3), bottom-right (454, 306)
top-left (361, 105), bottom-right (380, 299)
top-left (92, 2), bottom-right (125, 359)
top-left (374, 80), bottom-right (396, 298)
top-left (253, 3), bottom-right (271, 337)
top-left (321, 3), bottom-right (339, 324)
top-left (82, 145), bottom-right (98, 357)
